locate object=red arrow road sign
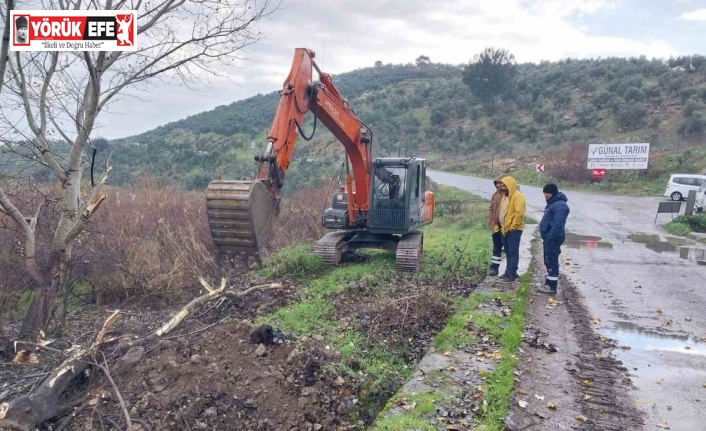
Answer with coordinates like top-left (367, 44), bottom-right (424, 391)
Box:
top-left (536, 164), bottom-right (545, 173)
top-left (592, 168), bottom-right (606, 178)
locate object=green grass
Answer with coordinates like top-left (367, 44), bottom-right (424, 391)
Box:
top-left (374, 416), bottom-right (436, 431)
top-left (422, 184), bottom-right (493, 280)
top-left (260, 244), bottom-right (328, 278)
top-left (421, 208), bottom-right (491, 281)
top-left (374, 392), bottom-right (448, 431)
top-left (434, 292), bottom-right (495, 351)
top-left (666, 219), bottom-right (692, 236)
top-left (473, 271), bottom-right (532, 430)
top-left (666, 214), bottom-right (706, 237)
top-left (259, 298), bottom-right (336, 336)
top-left (435, 184), bottom-right (478, 202)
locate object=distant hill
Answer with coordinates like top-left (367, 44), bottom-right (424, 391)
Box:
top-left (106, 55), bottom-right (706, 191)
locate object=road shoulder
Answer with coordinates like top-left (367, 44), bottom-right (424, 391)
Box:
top-left (506, 242), bottom-right (645, 431)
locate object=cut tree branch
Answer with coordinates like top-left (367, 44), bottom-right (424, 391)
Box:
top-left (155, 278), bottom-right (282, 336)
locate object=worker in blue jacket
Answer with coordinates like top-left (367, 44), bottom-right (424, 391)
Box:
top-left (537, 183), bottom-right (570, 294)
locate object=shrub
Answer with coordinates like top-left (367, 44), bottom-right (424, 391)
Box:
top-left (546, 142), bottom-right (593, 182)
top-left (681, 214), bottom-right (706, 232)
top-left (678, 112), bottom-right (706, 136)
top-left (532, 106), bottom-right (553, 124)
top-left (83, 175), bottom-right (222, 304)
top-left (575, 104), bottom-right (595, 127)
top-left (554, 89), bottom-right (572, 108)
top-left (591, 91), bottom-right (612, 109)
top-left (666, 219), bottom-right (691, 236)
top-left (615, 102), bottom-right (648, 130)
top-left (623, 87), bottom-right (646, 102)
top-left (679, 87), bottom-right (698, 104)
top-left (683, 98), bottom-right (705, 118)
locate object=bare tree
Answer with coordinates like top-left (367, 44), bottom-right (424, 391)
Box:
top-left (0, 0), bottom-right (279, 339)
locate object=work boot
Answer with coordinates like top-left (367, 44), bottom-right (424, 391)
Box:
top-left (497, 274), bottom-right (517, 283)
top-left (536, 286), bottom-right (557, 295)
top-left (488, 268), bottom-right (499, 277)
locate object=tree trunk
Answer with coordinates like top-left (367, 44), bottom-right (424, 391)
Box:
top-left (18, 259), bottom-right (65, 339)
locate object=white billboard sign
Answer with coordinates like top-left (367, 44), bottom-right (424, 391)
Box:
top-left (587, 143), bottom-right (650, 169)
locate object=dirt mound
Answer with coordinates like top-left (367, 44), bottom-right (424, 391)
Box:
top-left (74, 322), bottom-right (358, 430)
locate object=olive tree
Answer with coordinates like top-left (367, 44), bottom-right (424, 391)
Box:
top-left (462, 47), bottom-right (517, 102)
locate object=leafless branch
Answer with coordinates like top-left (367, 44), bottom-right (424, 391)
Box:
top-left (0, 188), bottom-right (45, 286)
top-left (93, 354), bottom-right (132, 431)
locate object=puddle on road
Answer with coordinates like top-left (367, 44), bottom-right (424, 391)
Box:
top-left (628, 234), bottom-right (706, 264)
top-left (628, 234), bottom-right (686, 253)
top-left (564, 233), bottom-right (613, 250)
top-left (607, 322), bottom-right (706, 357)
top-left (606, 322), bottom-right (706, 431)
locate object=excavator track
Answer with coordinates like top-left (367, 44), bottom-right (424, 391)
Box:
top-left (206, 180), bottom-right (279, 260)
top-left (395, 232), bottom-right (424, 272)
top-left (313, 231), bottom-right (353, 265)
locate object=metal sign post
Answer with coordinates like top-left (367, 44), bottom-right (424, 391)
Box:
top-left (536, 164), bottom-right (544, 185)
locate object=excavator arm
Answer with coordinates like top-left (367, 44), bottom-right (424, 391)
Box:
top-left (256, 48), bottom-right (372, 224)
top-left (206, 48), bottom-right (374, 259)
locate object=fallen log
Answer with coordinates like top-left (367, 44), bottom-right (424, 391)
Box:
top-left (0, 279), bottom-right (282, 431)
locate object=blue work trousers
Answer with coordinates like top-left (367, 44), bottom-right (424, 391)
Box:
top-left (543, 239), bottom-right (564, 290)
top-left (502, 230), bottom-right (523, 278)
top-left (490, 231), bottom-right (503, 270)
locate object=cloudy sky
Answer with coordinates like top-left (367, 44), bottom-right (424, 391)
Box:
top-left (98, 0), bottom-right (706, 139)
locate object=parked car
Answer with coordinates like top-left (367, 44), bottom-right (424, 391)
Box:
top-left (696, 181), bottom-right (706, 213)
top-left (664, 174), bottom-right (706, 201)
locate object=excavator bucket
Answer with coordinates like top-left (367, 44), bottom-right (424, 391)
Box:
top-left (206, 180), bottom-right (280, 260)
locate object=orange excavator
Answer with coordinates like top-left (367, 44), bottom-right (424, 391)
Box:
top-left (205, 48), bottom-right (435, 271)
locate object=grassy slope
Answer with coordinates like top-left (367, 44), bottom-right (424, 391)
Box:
top-left (373, 263), bottom-right (534, 430)
top-left (254, 185), bottom-right (493, 422)
top-left (256, 184), bottom-right (534, 429)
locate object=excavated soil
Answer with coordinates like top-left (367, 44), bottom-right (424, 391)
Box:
top-left (73, 322), bottom-right (358, 430)
top-left (0, 264), bottom-right (483, 431)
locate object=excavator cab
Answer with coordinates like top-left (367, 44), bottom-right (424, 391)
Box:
top-left (316, 157), bottom-right (434, 271)
top-left (369, 158), bottom-right (425, 232)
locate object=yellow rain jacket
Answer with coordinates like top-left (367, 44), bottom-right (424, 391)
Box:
top-left (498, 176), bottom-right (526, 235)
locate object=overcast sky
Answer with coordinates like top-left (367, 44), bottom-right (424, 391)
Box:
top-left (97, 0), bottom-right (706, 140)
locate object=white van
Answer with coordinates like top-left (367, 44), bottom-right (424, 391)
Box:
top-left (696, 181), bottom-right (706, 213)
top-left (664, 174), bottom-right (706, 201)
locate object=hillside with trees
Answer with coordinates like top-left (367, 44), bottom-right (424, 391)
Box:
top-left (106, 52), bottom-right (706, 191)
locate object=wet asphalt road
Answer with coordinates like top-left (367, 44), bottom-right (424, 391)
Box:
top-left (429, 170), bottom-right (706, 431)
